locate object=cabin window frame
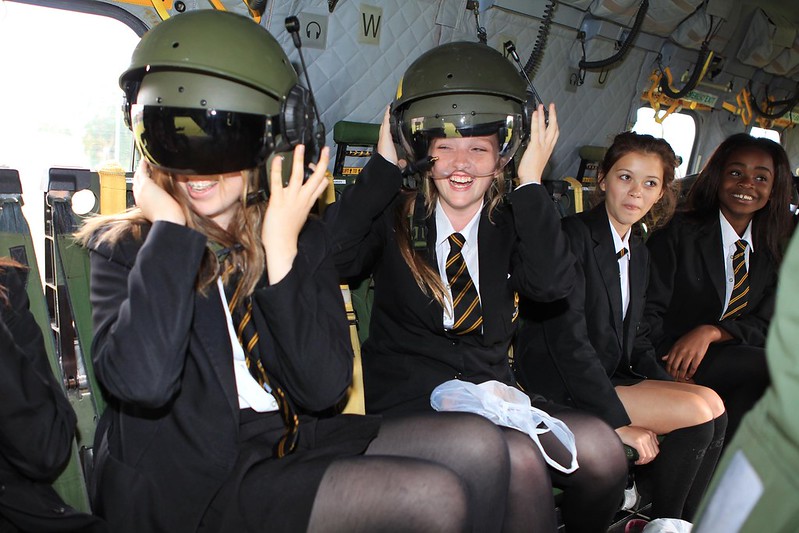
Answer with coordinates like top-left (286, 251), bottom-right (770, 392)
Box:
top-left (631, 105), bottom-right (699, 180)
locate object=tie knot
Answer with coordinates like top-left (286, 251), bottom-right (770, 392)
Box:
top-left (449, 233), bottom-right (466, 252)
top-left (616, 247), bottom-right (629, 260)
top-left (736, 239), bottom-right (749, 252)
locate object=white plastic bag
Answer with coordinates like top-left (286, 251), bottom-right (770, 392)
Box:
top-left (431, 379), bottom-right (578, 473)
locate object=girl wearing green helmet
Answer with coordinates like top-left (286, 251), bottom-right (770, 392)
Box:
top-left (326, 42), bottom-right (628, 532)
top-left (78, 11), bottom-right (515, 533)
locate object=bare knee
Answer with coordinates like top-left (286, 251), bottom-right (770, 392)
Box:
top-left (696, 387), bottom-right (726, 418)
top-left (683, 394), bottom-right (715, 426)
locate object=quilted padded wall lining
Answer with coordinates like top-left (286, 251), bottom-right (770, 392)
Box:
top-left (113, 1), bottom-right (724, 179)
top-left (265, 0), bottom-right (650, 181)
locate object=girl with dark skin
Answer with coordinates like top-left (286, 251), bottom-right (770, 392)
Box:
top-left (644, 133), bottom-right (794, 440)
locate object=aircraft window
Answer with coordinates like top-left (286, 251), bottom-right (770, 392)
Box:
top-left (749, 126), bottom-right (781, 143)
top-left (631, 106), bottom-right (696, 179)
top-left (0, 1), bottom-right (139, 275)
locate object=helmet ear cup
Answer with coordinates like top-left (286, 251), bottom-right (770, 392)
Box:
top-left (388, 103), bottom-right (401, 145)
top-left (388, 103), bottom-right (408, 160)
top-left (121, 80), bottom-right (140, 131)
top-left (280, 84), bottom-right (313, 150)
top-left (522, 90), bottom-right (536, 142)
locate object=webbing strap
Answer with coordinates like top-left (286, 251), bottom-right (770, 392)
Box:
top-left (149, 0), bottom-right (171, 20)
top-left (563, 177), bottom-right (584, 214)
top-left (340, 285), bottom-right (365, 415)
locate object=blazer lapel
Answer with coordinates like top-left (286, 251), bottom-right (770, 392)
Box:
top-left (588, 208), bottom-right (624, 349)
top-left (698, 218), bottom-right (726, 307)
top-left (194, 291), bottom-right (239, 420)
top-left (624, 235), bottom-right (647, 353)
top-left (477, 208), bottom-right (510, 342)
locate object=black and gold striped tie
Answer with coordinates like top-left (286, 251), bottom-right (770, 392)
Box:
top-left (445, 233), bottom-right (483, 335)
top-left (227, 276), bottom-right (299, 457)
top-left (721, 239), bottom-right (750, 320)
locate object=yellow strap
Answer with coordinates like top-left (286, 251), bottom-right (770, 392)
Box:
top-left (243, 0), bottom-right (262, 23)
top-left (654, 98), bottom-right (680, 124)
top-left (698, 50), bottom-right (714, 83)
top-left (645, 70), bottom-right (662, 112)
top-left (149, 0), bottom-right (171, 20)
top-left (563, 177), bottom-right (584, 213)
top-left (339, 285), bottom-right (366, 415)
top-left (208, 0), bottom-right (227, 10)
top-left (721, 101), bottom-right (738, 115)
top-left (736, 87), bottom-right (753, 126)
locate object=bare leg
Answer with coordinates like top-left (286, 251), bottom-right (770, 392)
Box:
top-left (616, 380), bottom-right (726, 520)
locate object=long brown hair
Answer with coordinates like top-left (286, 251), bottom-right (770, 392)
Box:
top-left (75, 167), bottom-right (266, 297)
top-left (685, 133), bottom-right (793, 263)
top-left (394, 165), bottom-right (507, 310)
top-left (593, 131), bottom-right (680, 231)
top-left (0, 257), bottom-right (25, 305)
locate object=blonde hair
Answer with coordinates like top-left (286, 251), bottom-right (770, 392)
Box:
top-left (75, 167), bottom-right (266, 298)
top-left (395, 168), bottom-right (507, 310)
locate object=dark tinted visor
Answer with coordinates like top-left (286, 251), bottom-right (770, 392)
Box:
top-left (132, 104), bottom-right (274, 175)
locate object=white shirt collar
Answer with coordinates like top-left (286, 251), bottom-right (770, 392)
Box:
top-left (719, 210), bottom-right (754, 252)
top-left (607, 216), bottom-right (631, 259)
top-left (435, 199), bottom-right (483, 248)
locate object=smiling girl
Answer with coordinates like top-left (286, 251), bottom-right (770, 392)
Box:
top-left (327, 41), bottom-right (629, 533)
top-left (515, 132), bottom-right (728, 521)
top-left (74, 12), bottom-right (521, 533)
top-left (644, 133), bottom-right (794, 442)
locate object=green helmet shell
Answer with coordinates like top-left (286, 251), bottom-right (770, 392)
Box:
top-left (394, 41), bottom-right (527, 109)
top-left (392, 42), bottom-right (530, 168)
top-left (120, 10), bottom-right (319, 177)
top-left (120, 9), bottom-right (297, 112)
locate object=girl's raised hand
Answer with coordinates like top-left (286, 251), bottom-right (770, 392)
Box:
top-left (377, 105), bottom-right (399, 166)
top-left (517, 103), bottom-right (559, 186)
top-left (132, 160), bottom-right (186, 226)
top-left (262, 145), bottom-right (331, 284)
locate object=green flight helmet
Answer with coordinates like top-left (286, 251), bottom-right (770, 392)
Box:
top-left (120, 9), bottom-right (316, 176)
top-left (391, 41), bottom-right (532, 170)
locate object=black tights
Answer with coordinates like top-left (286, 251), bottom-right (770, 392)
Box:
top-left (308, 412), bottom-right (510, 533)
top-left (501, 408), bottom-right (628, 533)
top-left (637, 412), bottom-right (728, 520)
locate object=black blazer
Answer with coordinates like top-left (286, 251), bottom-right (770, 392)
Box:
top-left (0, 266), bottom-right (105, 532)
top-left (644, 213), bottom-right (778, 355)
top-left (87, 220), bottom-right (354, 533)
top-left (326, 154), bottom-right (576, 415)
top-left (514, 206), bottom-right (671, 429)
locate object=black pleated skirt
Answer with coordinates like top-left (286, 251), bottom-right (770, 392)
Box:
top-left (199, 410), bottom-right (381, 532)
